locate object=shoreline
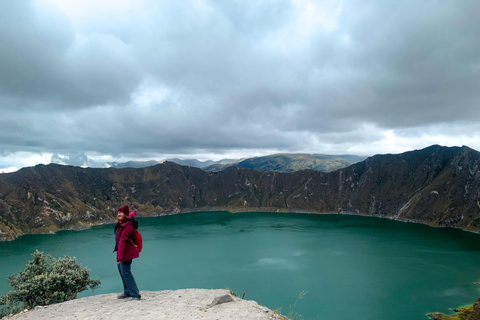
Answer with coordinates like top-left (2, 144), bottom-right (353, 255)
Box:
top-left (3, 206), bottom-right (479, 242)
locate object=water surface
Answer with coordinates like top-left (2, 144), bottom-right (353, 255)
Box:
top-left (1, 212), bottom-right (479, 319)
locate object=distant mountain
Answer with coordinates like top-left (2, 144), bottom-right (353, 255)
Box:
top-left (98, 154), bottom-right (364, 173)
top-left (101, 160), bottom-right (162, 168)
top-left (99, 158), bottom-right (235, 169)
top-left (165, 158), bottom-right (216, 168)
top-left (201, 161), bottom-right (237, 171)
top-left (1, 145), bottom-right (479, 240)
top-left (204, 154), bottom-right (365, 172)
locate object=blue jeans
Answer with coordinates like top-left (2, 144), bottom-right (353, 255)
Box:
top-left (117, 260), bottom-right (141, 298)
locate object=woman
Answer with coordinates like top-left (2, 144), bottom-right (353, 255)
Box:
top-left (114, 204), bottom-right (141, 300)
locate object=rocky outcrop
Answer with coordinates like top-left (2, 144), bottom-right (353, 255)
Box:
top-left (471, 298), bottom-right (480, 320)
top-left (5, 289), bottom-right (287, 320)
top-left (1, 145), bottom-right (480, 240)
top-left (428, 296), bottom-right (480, 320)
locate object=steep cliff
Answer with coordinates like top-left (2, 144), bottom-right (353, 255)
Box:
top-left (1, 145), bottom-right (479, 240)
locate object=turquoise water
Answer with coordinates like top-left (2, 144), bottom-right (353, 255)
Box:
top-left (1, 212), bottom-right (479, 319)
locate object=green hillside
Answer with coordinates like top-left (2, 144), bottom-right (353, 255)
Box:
top-left (204, 153), bottom-right (365, 172)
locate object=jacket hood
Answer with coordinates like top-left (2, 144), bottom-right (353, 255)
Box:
top-left (119, 220), bottom-right (133, 227)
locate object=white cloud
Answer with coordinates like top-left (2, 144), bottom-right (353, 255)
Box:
top-left (0, 152), bottom-right (52, 172)
top-left (0, 167), bottom-right (20, 174)
top-left (292, 0), bottom-right (343, 34)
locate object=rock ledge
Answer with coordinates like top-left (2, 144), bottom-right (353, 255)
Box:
top-left (6, 289), bottom-right (286, 320)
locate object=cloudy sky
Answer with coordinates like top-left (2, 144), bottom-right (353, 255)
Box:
top-left (0, 0), bottom-right (479, 172)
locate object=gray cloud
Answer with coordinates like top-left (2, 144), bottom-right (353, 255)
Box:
top-left (0, 0), bottom-right (479, 169)
top-left (0, 1), bottom-right (141, 108)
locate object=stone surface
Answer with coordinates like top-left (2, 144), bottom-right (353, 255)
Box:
top-left (469, 297), bottom-right (480, 320)
top-left (5, 289), bottom-right (286, 320)
top-left (427, 312), bottom-right (446, 320)
top-left (208, 294), bottom-right (235, 307)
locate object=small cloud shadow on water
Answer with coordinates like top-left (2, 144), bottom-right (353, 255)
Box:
top-left (292, 250), bottom-right (306, 257)
top-left (436, 287), bottom-right (471, 298)
top-left (253, 258), bottom-right (297, 270)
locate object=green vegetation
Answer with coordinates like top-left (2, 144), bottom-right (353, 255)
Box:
top-left (271, 290), bottom-right (307, 320)
top-left (204, 153), bottom-right (365, 172)
top-left (272, 307), bottom-right (290, 320)
top-left (288, 290), bottom-right (307, 320)
top-left (428, 297), bottom-right (480, 320)
top-left (428, 307), bottom-right (473, 320)
top-left (226, 287), bottom-right (237, 297)
top-left (0, 250), bottom-right (100, 318)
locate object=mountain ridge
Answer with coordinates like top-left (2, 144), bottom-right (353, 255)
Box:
top-left (93, 153), bottom-right (364, 172)
top-left (0, 144), bottom-right (479, 240)
top-left (203, 153), bottom-right (365, 172)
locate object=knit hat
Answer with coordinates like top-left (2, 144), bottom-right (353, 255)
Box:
top-left (117, 204), bottom-right (130, 215)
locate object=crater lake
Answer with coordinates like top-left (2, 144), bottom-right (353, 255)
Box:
top-left (1, 211), bottom-right (479, 319)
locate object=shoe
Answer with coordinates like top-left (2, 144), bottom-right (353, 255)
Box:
top-left (117, 293), bottom-right (130, 299)
top-left (131, 297), bottom-right (141, 301)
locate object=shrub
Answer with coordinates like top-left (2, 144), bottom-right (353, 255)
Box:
top-left (0, 250), bottom-right (101, 318)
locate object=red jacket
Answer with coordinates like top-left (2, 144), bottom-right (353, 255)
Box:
top-left (116, 220), bottom-right (140, 262)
